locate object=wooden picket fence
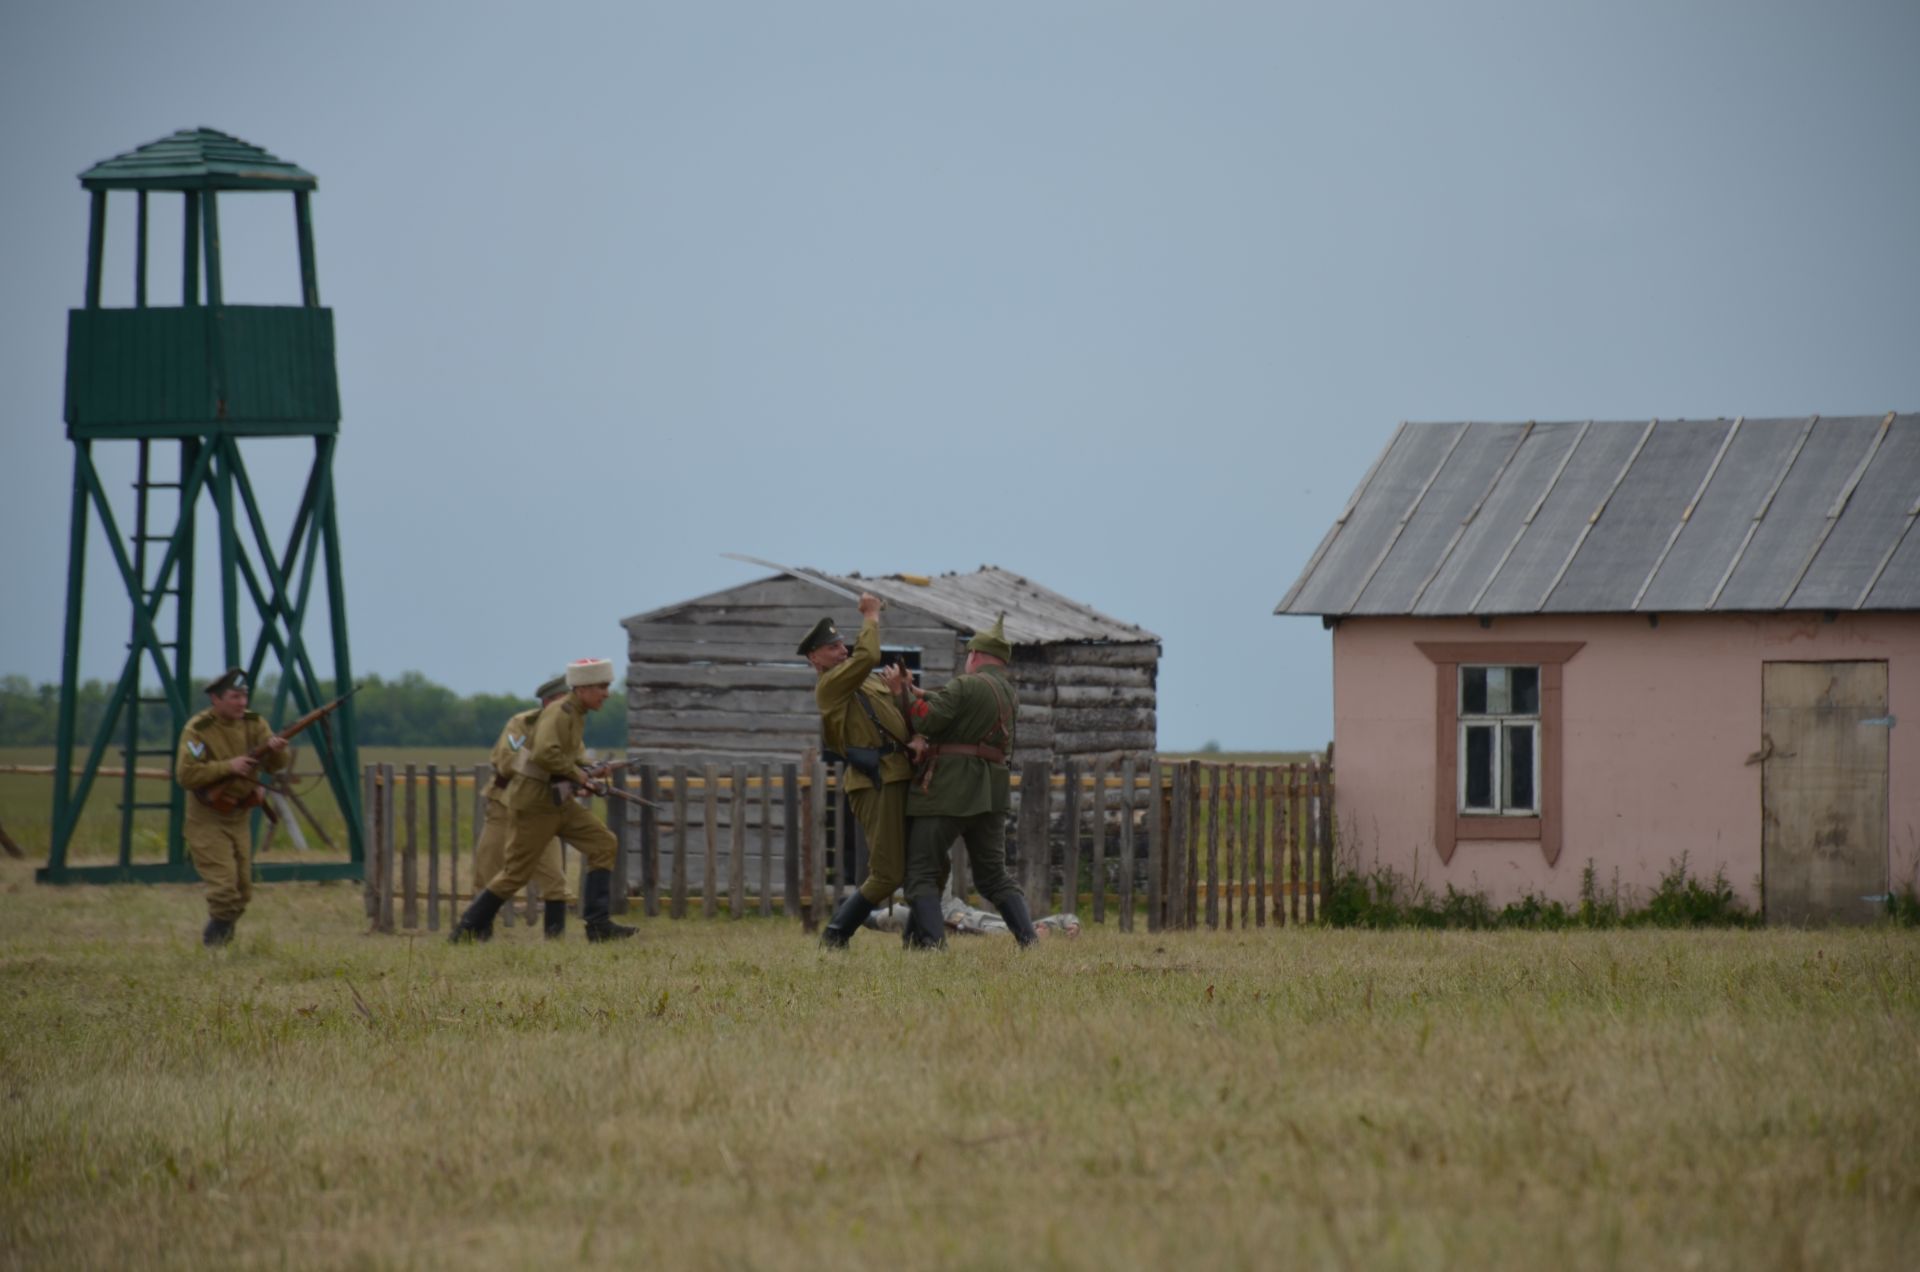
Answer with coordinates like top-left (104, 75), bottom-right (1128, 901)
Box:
top-left (357, 754), bottom-right (1334, 934)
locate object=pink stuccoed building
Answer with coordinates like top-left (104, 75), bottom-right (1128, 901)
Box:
top-left (1278, 415), bottom-right (1918, 924)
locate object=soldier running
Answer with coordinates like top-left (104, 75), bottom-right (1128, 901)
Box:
top-left (896, 616), bottom-right (1040, 948)
top-left (450, 658), bottom-right (635, 944)
top-left (173, 667), bottom-right (291, 947)
top-left (470, 674), bottom-right (576, 939)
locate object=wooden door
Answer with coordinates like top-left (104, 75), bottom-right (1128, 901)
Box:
top-left (1761, 661), bottom-right (1890, 925)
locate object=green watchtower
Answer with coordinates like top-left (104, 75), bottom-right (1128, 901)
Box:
top-left (41, 127), bottom-right (364, 884)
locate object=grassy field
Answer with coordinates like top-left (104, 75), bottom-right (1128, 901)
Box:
top-left (0, 856), bottom-right (1915, 1270)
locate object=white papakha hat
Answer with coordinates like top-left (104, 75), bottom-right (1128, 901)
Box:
top-left (565, 657), bottom-right (615, 688)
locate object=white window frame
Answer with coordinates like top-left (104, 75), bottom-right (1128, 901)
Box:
top-left (1457, 665), bottom-right (1541, 816)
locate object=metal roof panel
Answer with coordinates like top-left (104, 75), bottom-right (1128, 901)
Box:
top-left (1476, 422), bottom-right (1646, 613)
top-left (1544, 419), bottom-right (1729, 611)
top-left (1790, 415), bottom-right (1918, 609)
top-left (1352, 422), bottom-right (1530, 614)
top-left (1410, 421), bottom-right (1585, 615)
top-left (1638, 417), bottom-right (1810, 611)
top-left (1715, 416), bottom-right (1882, 609)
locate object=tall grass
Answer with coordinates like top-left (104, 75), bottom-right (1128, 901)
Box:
top-left (0, 857), bottom-right (1915, 1270)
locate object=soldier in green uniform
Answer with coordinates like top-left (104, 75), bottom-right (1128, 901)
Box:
top-left (799, 592), bottom-right (916, 948)
top-left (470, 674), bottom-right (576, 939)
top-left (450, 658), bottom-right (636, 943)
top-left (173, 668), bottom-right (292, 946)
top-left (899, 616), bottom-right (1040, 948)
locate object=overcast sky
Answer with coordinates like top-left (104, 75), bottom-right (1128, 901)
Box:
top-left (2, 0), bottom-right (1916, 749)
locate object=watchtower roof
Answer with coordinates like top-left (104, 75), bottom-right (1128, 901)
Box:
top-left (79, 127), bottom-right (317, 192)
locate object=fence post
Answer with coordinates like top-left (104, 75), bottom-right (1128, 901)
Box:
top-left (730, 763), bottom-right (747, 919)
top-left (361, 763), bottom-right (376, 919)
top-left (1143, 757), bottom-right (1160, 932)
top-left (1016, 759), bottom-right (1051, 910)
top-left (447, 765), bottom-right (460, 910)
top-left (701, 763), bottom-right (719, 920)
top-left (670, 765), bottom-right (689, 919)
top-left (782, 761), bottom-right (800, 920)
top-left (1117, 756), bottom-right (1135, 931)
top-left (608, 766), bottom-right (631, 915)
top-left (1060, 758), bottom-right (1080, 918)
top-left (426, 763), bottom-right (440, 932)
top-left (401, 764), bottom-right (418, 930)
top-left (1089, 756), bottom-right (1107, 924)
top-left (640, 763), bottom-right (659, 917)
top-left (378, 764), bottom-right (396, 934)
top-left (803, 753), bottom-right (825, 932)
top-left (758, 762), bottom-right (773, 917)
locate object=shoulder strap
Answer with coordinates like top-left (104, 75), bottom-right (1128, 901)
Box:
top-left (974, 672), bottom-right (1014, 746)
top-left (852, 683), bottom-right (906, 747)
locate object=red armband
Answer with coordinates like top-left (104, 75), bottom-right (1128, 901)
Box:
top-left (910, 700), bottom-right (930, 720)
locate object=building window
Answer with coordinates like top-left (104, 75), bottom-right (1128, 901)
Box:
top-left (1416, 641), bottom-right (1583, 867)
top-left (880, 645), bottom-right (923, 688)
top-left (1459, 665), bottom-right (1539, 815)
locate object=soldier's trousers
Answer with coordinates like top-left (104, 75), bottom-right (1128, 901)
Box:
top-left (488, 801), bottom-right (615, 901)
top-left (850, 780), bottom-right (910, 905)
top-left (472, 797), bottom-right (573, 903)
top-left (905, 809), bottom-right (1019, 905)
top-left (184, 798), bottom-right (253, 921)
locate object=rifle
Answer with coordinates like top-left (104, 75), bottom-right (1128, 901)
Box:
top-left (201, 688), bottom-right (359, 818)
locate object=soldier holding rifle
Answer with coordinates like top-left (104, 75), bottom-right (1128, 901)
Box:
top-left (450, 657), bottom-right (636, 944)
top-left (470, 673), bottom-right (576, 939)
top-left (173, 667), bottom-right (292, 947)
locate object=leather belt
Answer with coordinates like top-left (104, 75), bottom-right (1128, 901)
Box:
top-left (927, 742), bottom-right (1006, 765)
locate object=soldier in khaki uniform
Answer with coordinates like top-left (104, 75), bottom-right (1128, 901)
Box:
top-left (470, 674), bottom-right (575, 939)
top-left (899, 616), bottom-right (1039, 948)
top-left (173, 667), bottom-right (292, 946)
top-left (450, 658), bottom-right (636, 943)
top-left (799, 592), bottom-right (916, 948)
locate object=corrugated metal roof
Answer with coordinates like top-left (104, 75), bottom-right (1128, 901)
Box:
top-left (1278, 414), bottom-right (1919, 616)
top-left (79, 128), bottom-right (317, 192)
top-left (629, 565), bottom-right (1159, 645)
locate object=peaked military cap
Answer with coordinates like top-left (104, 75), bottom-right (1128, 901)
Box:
top-left (534, 674), bottom-right (567, 700)
top-left (796, 617), bottom-right (845, 657)
top-left (966, 614), bottom-right (1012, 662)
top-left (202, 667), bottom-right (249, 696)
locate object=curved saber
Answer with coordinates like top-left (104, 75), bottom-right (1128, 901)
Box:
top-left (720, 552), bottom-right (866, 604)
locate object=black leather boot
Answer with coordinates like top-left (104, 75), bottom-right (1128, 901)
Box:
top-left (450, 889), bottom-right (505, 944)
top-left (905, 893), bottom-right (947, 950)
top-left (821, 891), bottom-right (877, 949)
top-left (582, 869), bottom-right (636, 943)
top-left (543, 899), bottom-right (568, 940)
top-left (202, 918), bottom-right (235, 948)
top-left (993, 891), bottom-right (1040, 948)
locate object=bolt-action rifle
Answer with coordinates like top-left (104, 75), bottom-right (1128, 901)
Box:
top-left (201, 688), bottom-right (359, 819)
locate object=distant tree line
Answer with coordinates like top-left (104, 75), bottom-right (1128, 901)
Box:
top-left (0, 672), bottom-right (625, 749)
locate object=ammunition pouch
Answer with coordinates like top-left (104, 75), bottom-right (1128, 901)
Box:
top-left (823, 742), bottom-right (897, 782)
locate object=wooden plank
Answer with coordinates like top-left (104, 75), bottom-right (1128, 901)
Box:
top-left (670, 764), bottom-right (689, 919)
top-left (1239, 765), bottom-right (1253, 930)
top-left (729, 763), bottom-right (748, 919)
top-left (1289, 764), bottom-right (1303, 926)
top-left (623, 732), bottom-right (819, 757)
top-left (1057, 665), bottom-right (1154, 689)
top-left (1053, 729), bottom-right (1158, 755)
top-left (1047, 643), bottom-right (1158, 668)
top-left (632, 708), bottom-right (823, 733)
top-left (1060, 758), bottom-right (1080, 918)
top-left (1118, 755), bottom-right (1136, 932)
top-left (1319, 758), bottom-right (1335, 922)
top-left (1051, 706), bottom-right (1158, 732)
top-left (361, 764), bottom-right (375, 919)
top-left (702, 762), bottom-right (720, 919)
top-left (449, 766), bottom-right (462, 905)
top-left (426, 763), bottom-right (440, 932)
top-left (1016, 759), bottom-right (1051, 908)
top-left (1168, 762), bottom-right (1188, 930)
top-left (1089, 756), bottom-right (1107, 924)
top-left (379, 764), bottom-right (396, 934)
top-left (1253, 765), bottom-right (1267, 929)
top-left (1204, 765), bottom-right (1220, 930)
top-left (1185, 761), bottom-right (1201, 929)
top-left (627, 662), bottom-right (818, 690)
top-left (758, 762), bottom-right (773, 916)
top-left (1052, 685), bottom-right (1157, 708)
top-left (401, 766), bottom-right (419, 930)
top-left (632, 686), bottom-right (817, 714)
